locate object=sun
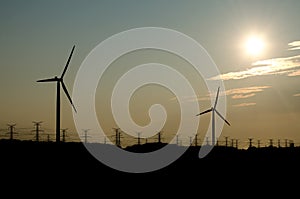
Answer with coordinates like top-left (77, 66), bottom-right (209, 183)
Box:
top-left (245, 36), bottom-right (265, 56)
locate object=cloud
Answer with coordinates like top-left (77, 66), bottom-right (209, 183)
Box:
top-left (169, 95), bottom-right (210, 102)
top-left (231, 93), bottom-right (256, 99)
top-left (233, 103), bottom-right (256, 107)
top-left (225, 86), bottom-right (270, 99)
top-left (209, 54), bottom-right (300, 80)
top-left (293, 93), bottom-right (300, 97)
top-left (288, 41), bottom-right (300, 51)
top-left (287, 69), bottom-right (300, 77)
top-left (185, 86), bottom-right (270, 102)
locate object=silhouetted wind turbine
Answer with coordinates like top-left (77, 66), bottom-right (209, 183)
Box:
top-left (196, 87), bottom-right (230, 145)
top-left (37, 45), bottom-right (77, 143)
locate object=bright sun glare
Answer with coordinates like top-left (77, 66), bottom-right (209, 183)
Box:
top-left (245, 36), bottom-right (265, 56)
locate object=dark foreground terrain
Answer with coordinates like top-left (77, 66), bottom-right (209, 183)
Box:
top-left (1, 139), bottom-right (300, 196)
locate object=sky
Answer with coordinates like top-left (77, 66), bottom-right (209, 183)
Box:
top-left (1, 0), bottom-right (300, 148)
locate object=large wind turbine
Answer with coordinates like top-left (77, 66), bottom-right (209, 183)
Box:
top-left (196, 87), bottom-right (230, 145)
top-left (37, 45), bottom-right (77, 142)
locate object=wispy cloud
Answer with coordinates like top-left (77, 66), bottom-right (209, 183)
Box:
top-left (183, 86), bottom-right (270, 102)
top-left (231, 93), bottom-right (256, 99)
top-left (233, 103), bottom-right (256, 107)
top-left (288, 41), bottom-right (300, 51)
top-left (209, 54), bottom-right (300, 80)
top-left (293, 93), bottom-right (300, 97)
top-left (225, 86), bottom-right (270, 100)
top-left (287, 69), bottom-right (300, 77)
top-left (225, 86), bottom-right (270, 97)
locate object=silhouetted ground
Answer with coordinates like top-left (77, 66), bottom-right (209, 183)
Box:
top-left (1, 139), bottom-right (299, 196)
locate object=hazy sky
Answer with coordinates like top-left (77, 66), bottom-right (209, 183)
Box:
top-left (1, 0), bottom-right (300, 147)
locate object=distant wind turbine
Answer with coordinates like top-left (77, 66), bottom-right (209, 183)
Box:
top-left (37, 45), bottom-right (77, 143)
top-left (196, 87), bottom-right (230, 145)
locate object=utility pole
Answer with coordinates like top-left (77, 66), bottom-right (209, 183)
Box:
top-left (195, 134), bottom-right (198, 146)
top-left (231, 139), bottom-right (234, 147)
top-left (61, 128), bottom-right (68, 142)
top-left (235, 139), bottom-right (238, 149)
top-left (137, 132), bottom-right (141, 145)
top-left (157, 131), bottom-right (162, 143)
top-left (189, 136), bottom-right (193, 145)
top-left (225, 136), bottom-right (229, 147)
top-left (248, 138), bottom-right (253, 148)
top-left (285, 139), bottom-right (288, 148)
top-left (32, 121), bottom-right (43, 142)
top-left (7, 124), bottom-right (16, 140)
top-left (278, 139), bottom-right (281, 148)
top-left (206, 137), bottom-right (209, 145)
top-left (289, 140), bottom-right (294, 147)
top-left (118, 130), bottom-right (121, 146)
top-left (82, 129), bottom-right (90, 144)
top-left (269, 139), bottom-right (273, 147)
top-left (257, 140), bottom-right (261, 148)
top-left (113, 127), bottom-right (121, 147)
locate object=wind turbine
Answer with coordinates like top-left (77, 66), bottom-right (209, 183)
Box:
top-left (37, 45), bottom-right (77, 143)
top-left (196, 87), bottom-right (230, 145)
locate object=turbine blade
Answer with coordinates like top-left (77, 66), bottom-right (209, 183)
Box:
top-left (61, 80), bottom-right (77, 113)
top-left (37, 77), bottom-right (57, 82)
top-left (215, 109), bottom-right (230, 126)
top-left (214, 87), bottom-right (220, 109)
top-left (196, 108), bottom-right (212, 116)
top-left (61, 45), bottom-right (75, 78)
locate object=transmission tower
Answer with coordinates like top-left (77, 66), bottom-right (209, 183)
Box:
top-left (225, 136), bottom-right (229, 147)
top-left (82, 129), bottom-right (90, 144)
top-left (32, 121), bottom-right (43, 142)
top-left (112, 127), bottom-right (121, 147)
top-left (7, 124), bottom-right (16, 140)
top-left (248, 138), bottom-right (253, 148)
top-left (157, 131), bottom-right (163, 143)
top-left (61, 128), bottom-right (68, 142)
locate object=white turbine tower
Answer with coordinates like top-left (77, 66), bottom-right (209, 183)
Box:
top-left (196, 87), bottom-right (230, 145)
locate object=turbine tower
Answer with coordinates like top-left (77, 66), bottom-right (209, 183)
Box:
top-left (196, 87), bottom-right (230, 145)
top-left (37, 45), bottom-right (77, 142)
